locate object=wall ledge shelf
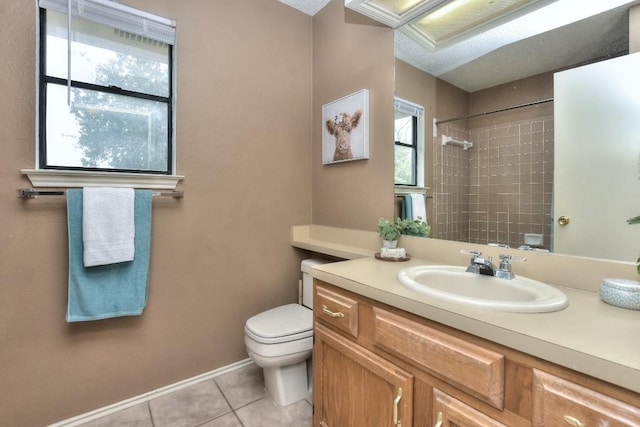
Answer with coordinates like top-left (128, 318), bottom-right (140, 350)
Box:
top-left (21, 169), bottom-right (184, 190)
top-left (291, 225), bottom-right (376, 260)
top-left (394, 185), bottom-right (428, 196)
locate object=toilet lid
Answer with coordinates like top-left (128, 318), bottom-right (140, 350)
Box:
top-left (245, 304), bottom-right (313, 344)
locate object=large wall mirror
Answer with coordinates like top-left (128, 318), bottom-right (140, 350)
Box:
top-left (373, 0), bottom-right (640, 263)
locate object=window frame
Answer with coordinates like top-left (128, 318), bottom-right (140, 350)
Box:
top-left (24, 0), bottom-right (182, 190)
top-left (394, 113), bottom-right (418, 186)
top-left (394, 97), bottom-right (425, 189)
top-left (38, 7), bottom-right (174, 175)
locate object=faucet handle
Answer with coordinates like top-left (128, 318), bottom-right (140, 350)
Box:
top-left (460, 249), bottom-right (485, 264)
top-left (499, 254), bottom-right (526, 264)
top-left (488, 243), bottom-right (510, 248)
top-left (496, 254), bottom-right (526, 279)
top-left (462, 250), bottom-right (493, 270)
top-left (460, 249), bottom-right (482, 258)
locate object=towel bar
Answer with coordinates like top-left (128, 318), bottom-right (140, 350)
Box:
top-left (395, 194), bottom-right (433, 199)
top-left (17, 188), bottom-right (184, 199)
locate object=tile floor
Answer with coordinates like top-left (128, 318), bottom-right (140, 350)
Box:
top-left (76, 363), bottom-right (312, 427)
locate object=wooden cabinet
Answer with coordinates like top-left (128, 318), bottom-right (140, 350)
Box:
top-left (372, 307), bottom-right (504, 410)
top-left (532, 369), bottom-right (640, 426)
top-left (314, 323), bottom-right (413, 426)
top-left (432, 389), bottom-right (508, 427)
top-left (313, 280), bottom-right (640, 427)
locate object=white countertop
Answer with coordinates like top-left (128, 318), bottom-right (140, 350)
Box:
top-left (309, 255), bottom-right (640, 394)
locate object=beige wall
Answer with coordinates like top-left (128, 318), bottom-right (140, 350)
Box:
top-left (469, 72), bottom-right (554, 127)
top-left (0, 1), bottom-right (314, 424)
top-left (312, 0), bottom-right (396, 229)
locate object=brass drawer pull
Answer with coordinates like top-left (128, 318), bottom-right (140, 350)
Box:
top-left (434, 411), bottom-right (443, 427)
top-left (393, 387), bottom-right (402, 426)
top-left (321, 305), bottom-right (345, 318)
top-left (563, 415), bottom-right (584, 427)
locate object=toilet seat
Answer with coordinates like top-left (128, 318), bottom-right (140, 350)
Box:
top-left (245, 303), bottom-right (312, 344)
top-left (243, 260), bottom-right (331, 407)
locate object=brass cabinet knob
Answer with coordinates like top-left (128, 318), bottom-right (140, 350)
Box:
top-left (563, 415), bottom-right (585, 427)
top-left (321, 305), bottom-right (345, 318)
top-left (558, 216), bottom-right (570, 226)
top-left (393, 387), bottom-right (403, 426)
top-left (434, 411), bottom-right (443, 427)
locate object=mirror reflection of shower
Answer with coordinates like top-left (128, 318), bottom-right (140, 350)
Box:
top-left (433, 99), bottom-right (554, 251)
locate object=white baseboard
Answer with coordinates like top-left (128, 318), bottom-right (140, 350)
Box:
top-left (48, 358), bottom-right (253, 427)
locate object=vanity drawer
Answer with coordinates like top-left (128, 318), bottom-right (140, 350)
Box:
top-left (433, 388), bottom-right (508, 427)
top-left (532, 369), bottom-right (640, 426)
top-left (314, 283), bottom-right (359, 338)
top-left (372, 307), bottom-right (504, 409)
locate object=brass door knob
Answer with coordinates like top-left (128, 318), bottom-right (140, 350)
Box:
top-left (558, 216), bottom-right (570, 226)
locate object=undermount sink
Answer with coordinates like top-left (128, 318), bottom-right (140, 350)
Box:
top-left (397, 265), bottom-right (568, 313)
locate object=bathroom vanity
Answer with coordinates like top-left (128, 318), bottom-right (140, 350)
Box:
top-left (292, 226), bottom-right (640, 426)
top-left (313, 279), bottom-right (639, 426)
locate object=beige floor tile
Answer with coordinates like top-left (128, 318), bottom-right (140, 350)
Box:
top-left (235, 397), bottom-right (312, 427)
top-left (214, 363), bottom-right (266, 409)
top-left (149, 379), bottom-right (231, 427)
top-left (76, 403), bottom-right (152, 427)
top-left (70, 363), bottom-right (312, 426)
top-left (198, 412), bottom-right (244, 427)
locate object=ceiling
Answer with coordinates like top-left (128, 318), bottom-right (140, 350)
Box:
top-left (279, 0), bottom-right (639, 92)
top-left (277, 0), bottom-right (331, 16)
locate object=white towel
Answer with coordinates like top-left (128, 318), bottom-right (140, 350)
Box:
top-left (410, 193), bottom-right (427, 222)
top-left (82, 187), bottom-right (135, 267)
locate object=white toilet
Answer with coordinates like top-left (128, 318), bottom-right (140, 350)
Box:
top-left (244, 259), bottom-right (329, 406)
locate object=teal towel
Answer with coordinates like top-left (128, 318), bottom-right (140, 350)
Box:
top-left (66, 189), bottom-right (153, 322)
top-left (402, 194), bottom-right (413, 220)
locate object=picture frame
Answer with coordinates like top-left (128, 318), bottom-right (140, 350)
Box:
top-left (322, 89), bottom-right (369, 164)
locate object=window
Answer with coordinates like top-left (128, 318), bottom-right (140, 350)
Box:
top-left (394, 98), bottom-right (424, 186)
top-left (38, 0), bottom-right (176, 175)
top-left (394, 110), bottom-right (417, 185)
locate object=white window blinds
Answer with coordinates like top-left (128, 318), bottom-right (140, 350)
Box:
top-left (39, 0), bottom-right (176, 45)
top-left (394, 97), bottom-right (424, 118)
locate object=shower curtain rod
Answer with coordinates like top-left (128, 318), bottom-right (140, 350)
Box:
top-left (435, 97), bottom-right (554, 125)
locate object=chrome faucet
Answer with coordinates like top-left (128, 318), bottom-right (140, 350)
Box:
top-left (461, 250), bottom-right (495, 276)
top-left (461, 250), bottom-right (526, 279)
top-left (495, 254), bottom-right (527, 280)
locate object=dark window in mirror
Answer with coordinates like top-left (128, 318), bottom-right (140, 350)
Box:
top-left (394, 112), bottom-right (417, 185)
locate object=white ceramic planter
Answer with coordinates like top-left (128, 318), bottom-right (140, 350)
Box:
top-left (382, 239), bottom-right (398, 249)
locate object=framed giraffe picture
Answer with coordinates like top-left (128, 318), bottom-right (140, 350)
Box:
top-left (322, 89), bottom-right (369, 164)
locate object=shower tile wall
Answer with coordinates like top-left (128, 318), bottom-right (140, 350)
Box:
top-left (434, 116), bottom-right (554, 250)
top-left (433, 123), bottom-right (471, 242)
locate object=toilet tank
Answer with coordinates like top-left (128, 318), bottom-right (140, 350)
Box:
top-left (301, 259), bottom-right (331, 309)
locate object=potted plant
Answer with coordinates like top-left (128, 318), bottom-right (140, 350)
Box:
top-left (399, 217), bottom-right (431, 237)
top-left (378, 217), bottom-right (402, 248)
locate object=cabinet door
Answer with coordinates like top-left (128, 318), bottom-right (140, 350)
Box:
top-left (532, 369), bottom-right (640, 426)
top-left (432, 389), bottom-right (507, 427)
top-left (314, 323), bottom-right (413, 427)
